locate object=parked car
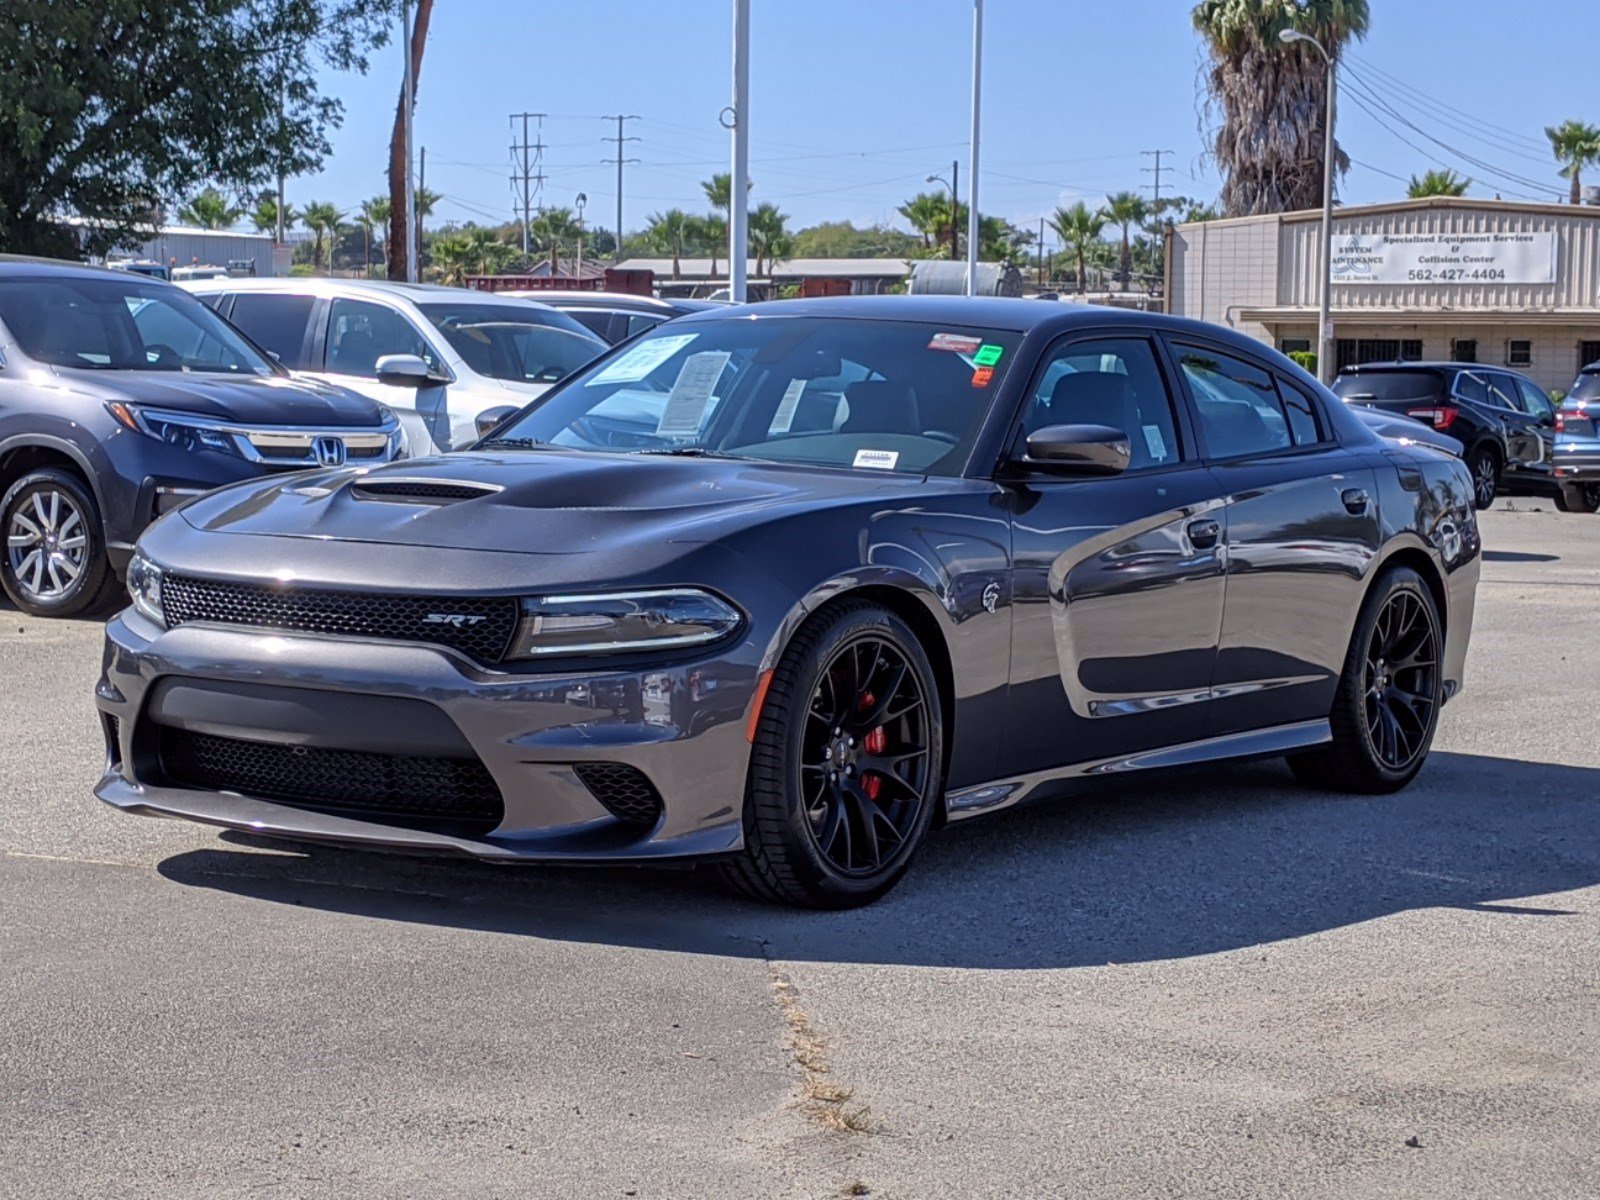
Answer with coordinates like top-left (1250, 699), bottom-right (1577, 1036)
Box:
top-left (1350, 404), bottom-right (1463, 456)
top-left (1333, 362), bottom-right (1556, 509)
top-left (98, 299), bottom-right (1480, 907)
top-left (0, 256), bottom-right (402, 617)
top-left (181, 278), bottom-right (607, 454)
top-left (512, 291), bottom-right (730, 346)
top-left (1553, 365), bottom-right (1600, 512)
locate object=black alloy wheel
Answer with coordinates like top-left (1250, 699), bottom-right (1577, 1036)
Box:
top-left (1361, 589), bottom-right (1439, 772)
top-left (721, 601), bottom-right (943, 908)
top-left (1468, 446), bottom-right (1499, 510)
top-left (1289, 565), bottom-right (1443, 794)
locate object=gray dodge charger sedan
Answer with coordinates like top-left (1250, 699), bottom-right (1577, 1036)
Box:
top-left (96, 298), bottom-right (1481, 907)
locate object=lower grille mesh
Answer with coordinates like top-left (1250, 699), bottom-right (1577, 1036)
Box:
top-left (161, 575), bottom-right (519, 666)
top-left (159, 729), bottom-right (504, 837)
top-left (573, 762), bottom-right (664, 826)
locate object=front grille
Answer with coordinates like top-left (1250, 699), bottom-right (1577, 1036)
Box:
top-left (162, 575), bottom-right (520, 665)
top-left (573, 762), bottom-right (664, 826)
top-left (158, 728), bottom-right (504, 837)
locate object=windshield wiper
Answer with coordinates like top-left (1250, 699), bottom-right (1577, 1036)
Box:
top-left (635, 445), bottom-right (722, 458)
top-left (478, 436), bottom-right (548, 450)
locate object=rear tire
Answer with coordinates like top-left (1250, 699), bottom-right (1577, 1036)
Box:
top-left (1554, 483), bottom-right (1600, 514)
top-left (719, 601), bottom-right (944, 909)
top-left (1288, 566), bottom-right (1442, 795)
top-left (0, 468), bottom-right (121, 618)
top-left (1467, 445), bottom-right (1499, 510)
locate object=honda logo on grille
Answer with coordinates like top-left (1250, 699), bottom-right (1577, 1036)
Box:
top-left (311, 436), bottom-right (348, 467)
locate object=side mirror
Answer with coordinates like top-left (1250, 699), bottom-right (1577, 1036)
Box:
top-left (475, 405), bottom-right (522, 440)
top-left (375, 353), bottom-right (438, 386)
top-left (1019, 423), bottom-right (1130, 476)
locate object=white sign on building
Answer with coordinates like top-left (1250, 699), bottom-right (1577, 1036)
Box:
top-left (1331, 231), bottom-right (1556, 286)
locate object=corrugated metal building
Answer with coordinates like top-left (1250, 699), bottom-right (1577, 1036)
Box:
top-left (1167, 198), bottom-right (1600, 391)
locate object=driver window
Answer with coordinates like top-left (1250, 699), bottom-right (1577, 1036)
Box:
top-left (1026, 337), bottom-right (1182, 471)
top-left (325, 298), bottom-right (437, 378)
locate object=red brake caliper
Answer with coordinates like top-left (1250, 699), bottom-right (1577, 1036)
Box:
top-left (858, 690), bottom-right (886, 800)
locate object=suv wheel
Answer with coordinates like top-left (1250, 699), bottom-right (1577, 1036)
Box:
top-left (1554, 483), bottom-right (1600, 514)
top-left (719, 601), bottom-right (944, 909)
top-left (1468, 445), bottom-right (1500, 510)
top-left (1, 469), bottom-right (121, 618)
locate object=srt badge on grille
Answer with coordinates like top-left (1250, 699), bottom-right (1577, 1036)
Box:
top-left (424, 612), bottom-right (487, 627)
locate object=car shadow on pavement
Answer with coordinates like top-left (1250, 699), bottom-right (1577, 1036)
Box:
top-left (1481, 550), bottom-right (1560, 564)
top-left (155, 750), bottom-right (1600, 970)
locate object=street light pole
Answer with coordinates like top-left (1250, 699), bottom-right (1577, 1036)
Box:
top-left (400, 0), bottom-right (417, 284)
top-left (965, 0), bottom-right (984, 296)
top-left (1281, 28), bottom-right (1336, 382)
top-left (729, 0), bottom-right (751, 302)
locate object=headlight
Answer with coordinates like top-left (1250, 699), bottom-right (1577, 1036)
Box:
top-left (507, 589), bottom-right (741, 658)
top-left (125, 552), bottom-right (165, 625)
top-left (107, 403), bottom-right (240, 457)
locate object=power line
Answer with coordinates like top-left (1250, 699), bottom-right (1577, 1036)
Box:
top-left (1348, 57), bottom-right (1550, 155)
top-left (510, 112), bottom-right (547, 259)
top-left (602, 115), bottom-right (642, 253)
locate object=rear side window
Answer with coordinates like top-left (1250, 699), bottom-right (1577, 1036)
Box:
top-left (568, 310), bottom-right (615, 340)
top-left (1571, 371), bottom-right (1600, 402)
top-left (1278, 379), bottom-right (1323, 445)
top-left (226, 293), bottom-right (315, 369)
top-left (1176, 345), bottom-right (1291, 459)
top-left (1333, 370), bottom-right (1446, 402)
top-left (1455, 372), bottom-right (1488, 404)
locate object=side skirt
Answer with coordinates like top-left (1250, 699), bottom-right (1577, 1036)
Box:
top-left (943, 718), bottom-right (1332, 823)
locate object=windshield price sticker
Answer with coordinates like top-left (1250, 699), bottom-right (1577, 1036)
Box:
top-left (656, 351), bottom-right (732, 435)
top-left (1143, 424), bottom-right (1167, 460)
top-left (971, 366), bottom-right (995, 388)
top-left (592, 334), bottom-right (698, 384)
top-left (928, 333), bottom-right (983, 354)
top-left (853, 448), bottom-right (900, 470)
top-left (973, 343), bottom-right (1004, 367)
top-left (769, 378), bottom-right (808, 434)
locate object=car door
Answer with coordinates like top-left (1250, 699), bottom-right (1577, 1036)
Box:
top-left (1168, 339), bottom-right (1381, 738)
top-left (316, 296), bottom-right (453, 453)
top-left (1507, 373), bottom-right (1558, 478)
top-left (1001, 332), bottom-right (1228, 776)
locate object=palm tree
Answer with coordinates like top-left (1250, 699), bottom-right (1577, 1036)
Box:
top-left (1545, 120), bottom-right (1600, 205)
top-left (250, 194), bottom-right (298, 237)
top-left (530, 207), bottom-right (579, 268)
top-left (1406, 169), bottom-right (1470, 199)
top-left (749, 202), bottom-right (791, 276)
top-left (1050, 202), bottom-right (1107, 294)
top-left (427, 227), bottom-right (517, 286)
top-left (1101, 191), bottom-right (1147, 279)
top-left (358, 197), bottom-right (390, 273)
top-left (300, 202), bottom-right (345, 274)
top-left (646, 209), bottom-right (694, 278)
top-left (897, 192), bottom-right (948, 252)
top-left (387, 0), bottom-right (436, 280)
top-left (1193, 0), bottom-right (1370, 216)
top-left (178, 188), bottom-right (242, 230)
top-left (703, 173), bottom-right (731, 214)
top-left (697, 213), bottom-right (727, 276)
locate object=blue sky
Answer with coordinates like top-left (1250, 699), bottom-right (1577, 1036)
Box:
top-left (301, 0), bottom-right (1598, 244)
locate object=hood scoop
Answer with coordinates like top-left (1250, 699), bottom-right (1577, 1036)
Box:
top-left (349, 477), bottom-right (503, 505)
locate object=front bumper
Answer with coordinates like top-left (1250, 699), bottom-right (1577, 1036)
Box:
top-left (94, 611), bottom-right (759, 863)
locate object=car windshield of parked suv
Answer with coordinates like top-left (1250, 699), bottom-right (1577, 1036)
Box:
top-left (486, 317), bottom-right (1023, 476)
top-left (1332, 370), bottom-right (1446, 402)
top-left (0, 277), bottom-right (274, 375)
top-left (415, 303), bottom-right (604, 385)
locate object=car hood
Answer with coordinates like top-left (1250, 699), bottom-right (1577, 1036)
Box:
top-left (173, 449), bottom-right (941, 559)
top-left (58, 368), bottom-right (385, 427)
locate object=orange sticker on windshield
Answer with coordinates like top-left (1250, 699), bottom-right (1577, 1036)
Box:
top-left (971, 366), bottom-right (995, 388)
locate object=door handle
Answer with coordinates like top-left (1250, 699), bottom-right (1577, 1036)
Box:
top-left (1187, 518), bottom-right (1221, 550)
top-left (1341, 487), bottom-right (1370, 515)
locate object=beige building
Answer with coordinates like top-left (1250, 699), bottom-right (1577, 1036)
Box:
top-left (1167, 198), bottom-right (1600, 392)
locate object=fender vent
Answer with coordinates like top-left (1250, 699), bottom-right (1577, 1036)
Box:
top-left (351, 478), bottom-right (501, 504)
top-left (573, 762), bottom-right (664, 826)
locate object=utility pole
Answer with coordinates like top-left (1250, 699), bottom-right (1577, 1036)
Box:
top-left (950, 160), bottom-right (960, 261)
top-left (400, 0), bottom-right (416, 282)
top-left (510, 112), bottom-right (548, 261)
top-left (729, 0), bottom-right (751, 302)
top-left (416, 145), bottom-right (427, 277)
top-left (965, 0), bottom-right (983, 296)
top-left (1141, 149), bottom-right (1173, 206)
top-left (602, 115), bottom-right (641, 262)
top-left (1037, 216), bottom-right (1046, 287)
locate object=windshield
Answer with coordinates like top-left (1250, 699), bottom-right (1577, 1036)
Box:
top-left (1570, 370), bottom-right (1600, 403)
top-left (416, 302), bottom-right (605, 385)
top-left (0, 277), bottom-right (274, 375)
top-left (487, 317), bottom-right (1023, 476)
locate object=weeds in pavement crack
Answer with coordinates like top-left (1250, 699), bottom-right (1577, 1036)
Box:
top-left (767, 965), bottom-right (878, 1136)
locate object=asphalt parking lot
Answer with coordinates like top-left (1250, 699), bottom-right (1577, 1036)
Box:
top-left (3, 500), bottom-right (1597, 1200)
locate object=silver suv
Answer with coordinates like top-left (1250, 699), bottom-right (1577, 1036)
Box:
top-left (182, 278), bottom-right (607, 454)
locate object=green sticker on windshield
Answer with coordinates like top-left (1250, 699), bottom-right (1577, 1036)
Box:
top-left (973, 343), bottom-right (1004, 367)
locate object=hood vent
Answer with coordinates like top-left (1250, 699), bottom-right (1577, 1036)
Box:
top-left (350, 478), bottom-right (502, 505)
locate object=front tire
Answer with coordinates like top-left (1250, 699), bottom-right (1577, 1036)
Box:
top-left (1289, 566), bottom-right (1442, 794)
top-left (720, 601), bottom-right (944, 909)
top-left (1468, 444), bottom-right (1500, 510)
top-left (1555, 483), bottom-right (1600, 514)
top-left (0, 468), bottom-right (120, 618)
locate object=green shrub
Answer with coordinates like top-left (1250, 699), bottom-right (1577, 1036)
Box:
top-left (1288, 350), bottom-right (1318, 374)
top-left (288, 263), bottom-right (315, 277)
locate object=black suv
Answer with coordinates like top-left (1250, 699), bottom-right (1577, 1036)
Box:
top-left (0, 257), bottom-right (402, 617)
top-left (1333, 362), bottom-right (1556, 509)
